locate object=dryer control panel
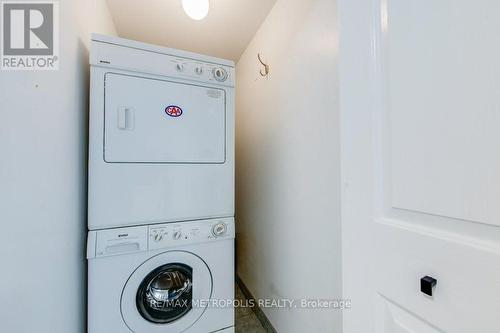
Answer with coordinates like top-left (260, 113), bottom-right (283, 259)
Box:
top-left (87, 217), bottom-right (235, 258)
top-left (90, 34), bottom-right (235, 87)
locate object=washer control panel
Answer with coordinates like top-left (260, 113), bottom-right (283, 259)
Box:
top-left (88, 217), bottom-right (235, 258)
top-left (148, 217), bottom-right (235, 251)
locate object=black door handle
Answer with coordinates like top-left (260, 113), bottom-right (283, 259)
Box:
top-left (420, 276), bottom-right (437, 296)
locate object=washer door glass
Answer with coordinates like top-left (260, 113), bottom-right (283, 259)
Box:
top-left (136, 263), bottom-right (193, 324)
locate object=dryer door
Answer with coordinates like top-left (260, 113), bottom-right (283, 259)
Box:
top-left (104, 72), bottom-right (226, 163)
top-left (121, 251), bottom-right (212, 332)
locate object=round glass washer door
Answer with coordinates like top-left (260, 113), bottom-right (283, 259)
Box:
top-left (136, 262), bottom-right (193, 324)
top-left (121, 251), bottom-right (212, 332)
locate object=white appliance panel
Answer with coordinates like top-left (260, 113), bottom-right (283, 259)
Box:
top-left (104, 73), bottom-right (225, 163)
top-left (88, 35), bottom-right (235, 230)
top-left (87, 218), bottom-right (235, 333)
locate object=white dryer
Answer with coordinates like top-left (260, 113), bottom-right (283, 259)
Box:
top-left (88, 34), bottom-right (235, 230)
top-left (87, 217), bottom-right (235, 333)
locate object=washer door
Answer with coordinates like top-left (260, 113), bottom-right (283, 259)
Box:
top-left (121, 251), bottom-right (212, 332)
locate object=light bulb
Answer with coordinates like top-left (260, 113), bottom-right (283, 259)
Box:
top-left (182, 0), bottom-right (209, 21)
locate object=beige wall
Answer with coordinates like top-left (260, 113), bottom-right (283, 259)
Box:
top-left (0, 1), bottom-right (115, 332)
top-left (235, 0), bottom-right (342, 332)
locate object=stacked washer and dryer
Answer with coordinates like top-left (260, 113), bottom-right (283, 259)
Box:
top-left (87, 34), bottom-right (235, 333)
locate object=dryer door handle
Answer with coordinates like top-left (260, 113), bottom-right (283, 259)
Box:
top-left (117, 107), bottom-right (135, 130)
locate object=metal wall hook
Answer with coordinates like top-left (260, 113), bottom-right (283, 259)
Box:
top-left (258, 53), bottom-right (270, 77)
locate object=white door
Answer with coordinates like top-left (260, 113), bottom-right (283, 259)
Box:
top-left (340, 0), bottom-right (500, 332)
top-left (104, 73), bottom-right (226, 163)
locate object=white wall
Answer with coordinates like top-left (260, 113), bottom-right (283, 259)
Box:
top-left (235, 0), bottom-right (342, 332)
top-left (0, 1), bottom-right (115, 332)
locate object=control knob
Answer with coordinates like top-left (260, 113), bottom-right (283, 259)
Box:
top-left (173, 231), bottom-right (182, 240)
top-left (213, 67), bottom-right (228, 82)
top-left (176, 63), bottom-right (184, 72)
top-left (212, 223), bottom-right (227, 237)
top-left (151, 230), bottom-right (164, 242)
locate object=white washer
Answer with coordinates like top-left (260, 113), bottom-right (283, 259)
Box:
top-left (87, 217), bottom-right (235, 333)
top-left (88, 34), bottom-right (235, 230)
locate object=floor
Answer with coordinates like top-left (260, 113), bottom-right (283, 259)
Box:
top-left (235, 284), bottom-right (266, 333)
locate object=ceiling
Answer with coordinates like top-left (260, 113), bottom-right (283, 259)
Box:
top-left (106, 0), bottom-right (277, 61)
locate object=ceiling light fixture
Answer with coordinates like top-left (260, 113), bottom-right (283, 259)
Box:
top-left (182, 0), bottom-right (210, 21)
